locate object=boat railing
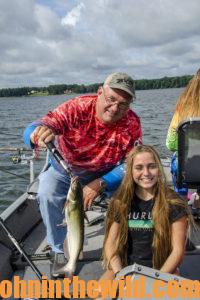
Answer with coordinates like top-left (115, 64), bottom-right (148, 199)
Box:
top-left (0, 146), bottom-right (49, 184)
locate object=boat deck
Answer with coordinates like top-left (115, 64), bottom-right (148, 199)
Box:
top-left (18, 209), bottom-right (105, 279)
top-left (13, 212), bottom-right (200, 281)
top-left (8, 206), bottom-right (106, 300)
top-left (1, 163), bottom-right (200, 299)
top-left (8, 206), bottom-right (200, 300)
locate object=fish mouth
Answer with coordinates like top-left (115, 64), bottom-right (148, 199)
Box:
top-left (71, 176), bottom-right (79, 183)
top-left (70, 176), bottom-right (82, 196)
top-left (71, 176), bottom-right (79, 189)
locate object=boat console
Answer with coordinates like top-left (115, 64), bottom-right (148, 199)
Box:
top-left (177, 117), bottom-right (200, 189)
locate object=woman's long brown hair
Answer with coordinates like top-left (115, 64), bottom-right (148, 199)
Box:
top-left (102, 145), bottom-right (190, 269)
top-left (176, 69), bottom-right (200, 122)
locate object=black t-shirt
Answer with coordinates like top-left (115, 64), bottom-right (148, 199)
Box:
top-left (127, 195), bottom-right (187, 268)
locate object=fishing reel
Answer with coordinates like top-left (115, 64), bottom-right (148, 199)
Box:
top-left (11, 155), bottom-right (22, 164)
top-left (11, 148), bottom-right (35, 165)
top-left (10, 148), bottom-right (39, 183)
top-left (11, 152), bottom-right (35, 165)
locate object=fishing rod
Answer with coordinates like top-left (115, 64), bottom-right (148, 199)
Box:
top-left (0, 217), bottom-right (43, 281)
top-left (46, 141), bottom-right (108, 215)
top-left (0, 167), bottom-right (27, 180)
top-left (46, 141), bottom-right (73, 177)
top-left (0, 131), bottom-right (21, 138)
top-left (0, 143), bottom-right (75, 293)
top-left (0, 147), bottom-right (31, 152)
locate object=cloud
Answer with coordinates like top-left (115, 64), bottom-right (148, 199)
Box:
top-left (61, 2), bottom-right (85, 27)
top-left (0, 0), bottom-right (200, 88)
top-left (104, 0), bottom-right (200, 47)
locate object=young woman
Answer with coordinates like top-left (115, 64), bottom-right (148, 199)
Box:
top-left (101, 145), bottom-right (191, 283)
top-left (166, 68), bottom-right (200, 196)
top-left (166, 68), bottom-right (200, 152)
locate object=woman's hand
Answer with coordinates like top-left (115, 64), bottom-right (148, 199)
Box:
top-left (160, 216), bottom-right (187, 274)
top-left (105, 222), bottom-right (123, 274)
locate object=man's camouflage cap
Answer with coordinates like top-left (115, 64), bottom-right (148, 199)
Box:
top-left (104, 72), bottom-right (135, 97)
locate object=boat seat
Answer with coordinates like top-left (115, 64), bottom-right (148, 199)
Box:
top-left (177, 117), bottom-right (200, 189)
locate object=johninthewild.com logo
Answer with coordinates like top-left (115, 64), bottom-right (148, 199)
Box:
top-left (0, 275), bottom-right (200, 298)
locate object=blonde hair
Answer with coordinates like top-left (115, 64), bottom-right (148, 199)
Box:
top-left (176, 69), bottom-right (200, 122)
top-left (103, 145), bottom-right (190, 269)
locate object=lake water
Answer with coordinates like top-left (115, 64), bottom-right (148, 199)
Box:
top-left (0, 88), bottom-right (182, 213)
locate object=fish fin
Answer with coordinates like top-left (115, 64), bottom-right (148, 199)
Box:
top-left (63, 238), bottom-right (69, 260)
top-left (67, 231), bottom-right (71, 257)
top-left (65, 271), bottom-right (74, 280)
top-left (78, 250), bottom-right (84, 260)
top-left (63, 198), bottom-right (69, 213)
top-left (57, 220), bottom-right (66, 227)
top-left (52, 266), bottom-right (74, 279)
top-left (84, 211), bottom-right (90, 224)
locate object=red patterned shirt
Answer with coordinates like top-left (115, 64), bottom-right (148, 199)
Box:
top-left (39, 95), bottom-right (142, 175)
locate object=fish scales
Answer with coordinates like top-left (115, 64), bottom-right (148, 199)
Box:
top-left (54, 176), bottom-right (84, 278)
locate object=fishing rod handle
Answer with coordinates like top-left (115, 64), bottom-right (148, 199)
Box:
top-left (0, 217), bottom-right (7, 231)
top-left (45, 141), bottom-right (58, 154)
top-left (0, 218), bottom-right (21, 243)
top-left (46, 141), bottom-right (72, 176)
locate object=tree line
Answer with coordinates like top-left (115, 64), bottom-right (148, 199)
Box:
top-left (0, 75), bottom-right (193, 97)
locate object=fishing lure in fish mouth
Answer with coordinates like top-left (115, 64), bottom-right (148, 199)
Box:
top-left (53, 176), bottom-right (84, 279)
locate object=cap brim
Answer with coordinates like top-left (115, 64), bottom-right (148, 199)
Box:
top-left (108, 84), bottom-right (134, 97)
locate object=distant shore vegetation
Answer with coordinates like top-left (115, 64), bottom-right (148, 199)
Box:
top-left (0, 75), bottom-right (193, 97)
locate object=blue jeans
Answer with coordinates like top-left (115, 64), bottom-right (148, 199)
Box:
top-left (37, 166), bottom-right (106, 253)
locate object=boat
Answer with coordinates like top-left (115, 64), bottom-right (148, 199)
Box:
top-left (1, 120), bottom-right (200, 299)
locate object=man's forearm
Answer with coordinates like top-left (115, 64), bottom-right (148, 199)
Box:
top-left (23, 123), bottom-right (39, 148)
top-left (101, 163), bottom-right (126, 191)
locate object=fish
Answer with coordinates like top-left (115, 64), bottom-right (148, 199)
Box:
top-left (55, 176), bottom-right (84, 278)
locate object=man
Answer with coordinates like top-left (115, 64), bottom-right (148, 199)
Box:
top-left (23, 72), bottom-right (142, 276)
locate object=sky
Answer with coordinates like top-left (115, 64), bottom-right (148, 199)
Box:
top-left (0, 0), bottom-right (200, 88)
